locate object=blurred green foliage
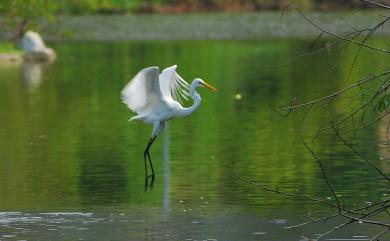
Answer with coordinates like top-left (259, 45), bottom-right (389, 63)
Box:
top-left (0, 41), bottom-right (21, 53)
top-left (0, 0), bottom-right (370, 16)
top-left (0, 0), bottom-right (57, 40)
top-left (75, 0), bottom-right (365, 13)
top-left (59, 0), bottom-right (135, 14)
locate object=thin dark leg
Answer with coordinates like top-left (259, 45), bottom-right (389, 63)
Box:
top-left (147, 135), bottom-right (158, 177)
top-left (144, 139), bottom-right (152, 187)
top-left (144, 122), bottom-right (165, 190)
top-left (146, 151), bottom-right (155, 190)
top-left (143, 135), bottom-right (158, 189)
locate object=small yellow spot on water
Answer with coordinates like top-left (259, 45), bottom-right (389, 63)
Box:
top-left (234, 93), bottom-right (242, 100)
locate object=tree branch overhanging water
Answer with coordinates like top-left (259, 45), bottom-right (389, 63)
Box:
top-left (245, 1), bottom-right (390, 239)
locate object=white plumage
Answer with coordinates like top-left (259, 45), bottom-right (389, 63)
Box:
top-left (121, 66), bottom-right (160, 115)
top-left (121, 65), bottom-right (192, 124)
top-left (159, 65), bottom-right (190, 104)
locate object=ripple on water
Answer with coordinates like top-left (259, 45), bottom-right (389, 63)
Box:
top-left (39, 212), bottom-right (94, 217)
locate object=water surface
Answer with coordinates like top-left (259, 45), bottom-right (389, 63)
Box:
top-left (0, 40), bottom-right (389, 240)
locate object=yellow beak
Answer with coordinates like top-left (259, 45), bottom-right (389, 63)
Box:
top-left (202, 81), bottom-right (217, 92)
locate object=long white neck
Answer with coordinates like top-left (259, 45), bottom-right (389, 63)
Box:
top-left (178, 80), bottom-right (201, 117)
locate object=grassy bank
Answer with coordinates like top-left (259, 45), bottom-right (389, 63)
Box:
top-left (0, 41), bottom-right (21, 54)
top-left (0, 41), bottom-right (22, 63)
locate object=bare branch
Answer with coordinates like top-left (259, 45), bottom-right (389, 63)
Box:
top-left (302, 139), bottom-right (342, 214)
top-left (345, 111), bottom-right (390, 134)
top-left (370, 228), bottom-right (390, 241)
top-left (285, 5), bottom-right (390, 53)
top-left (278, 71), bottom-right (390, 110)
top-left (237, 176), bottom-right (365, 215)
top-left (310, 78), bottom-right (390, 137)
top-left (332, 126), bottom-right (390, 182)
top-left (363, 0), bottom-right (390, 9)
top-left (284, 213), bottom-right (339, 229)
top-left (341, 212), bottom-right (390, 228)
top-left (316, 220), bottom-right (353, 240)
top-left (345, 16), bottom-right (390, 82)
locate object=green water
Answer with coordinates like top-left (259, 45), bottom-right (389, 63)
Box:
top-left (0, 40), bottom-right (389, 240)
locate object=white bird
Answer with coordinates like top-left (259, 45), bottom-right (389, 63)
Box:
top-left (121, 65), bottom-right (217, 186)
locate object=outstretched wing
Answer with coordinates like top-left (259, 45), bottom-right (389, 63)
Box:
top-left (159, 65), bottom-right (190, 106)
top-left (121, 66), bottom-right (162, 115)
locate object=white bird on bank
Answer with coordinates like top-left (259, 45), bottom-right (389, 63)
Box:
top-left (121, 65), bottom-right (217, 186)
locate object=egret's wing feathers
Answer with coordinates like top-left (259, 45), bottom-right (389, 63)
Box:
top-left (159, 65), bottom-right (190, 105)
top-left (121, 66), bottom-right (162, 115)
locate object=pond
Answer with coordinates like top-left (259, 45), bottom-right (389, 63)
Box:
top-left (0, 40), bottom-right (389, 240)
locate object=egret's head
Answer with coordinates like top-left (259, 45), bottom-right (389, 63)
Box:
top-left (194, 78), bottom-right (217, 92)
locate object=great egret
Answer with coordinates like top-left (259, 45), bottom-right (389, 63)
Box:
top-left (121, 65), bottom-right (217, 186)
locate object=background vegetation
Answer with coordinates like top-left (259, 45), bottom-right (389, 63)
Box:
top-left (0, 0), bottom-right (374, 16)
top-left (0, 0), bottom-right (379, 42)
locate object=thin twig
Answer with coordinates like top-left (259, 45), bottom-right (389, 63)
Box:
top-left (333, 126), bottom-right (390, 182)
top-left (302, 139), bottom-right (342, 214)
top-left (285, 5), bottom-right (390, 53)
top-left (370, 227), bottom-right (390, 241)
top-left (363, 0), bottom-right (390, 9)
top-left (341, 212), bottom-right (390, 228)
top-left (265, 28), bottom-right (371, 69)
top-left (284, 213), bottom-right (339, 229)
top-left (345, 16), bottom-right (390, 82)
top-left (316, 220), bottom-right (353, 240)
top-left (278, 71), bottom-right (390, 110)
top-left (345, 111), bottom-right (390, 134)
top-left (237, 176), bottom-right (364, 215)
top-left (285, 201), bottom-right (390, 229)
top-left (311, 78), bottom-right (390, 137)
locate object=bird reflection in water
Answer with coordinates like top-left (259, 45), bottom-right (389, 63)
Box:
top-left (21, 62), bottom-right (43, 93)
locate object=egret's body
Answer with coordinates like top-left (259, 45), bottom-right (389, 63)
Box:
top-left (121, 65), bottom-right (216, 186)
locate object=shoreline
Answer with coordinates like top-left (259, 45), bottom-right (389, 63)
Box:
top-left (0, 53), bottom-right (23, 64)
top-left (44, 11), bottom-right (389, 41)
top-left (0, 11), bottom-right (388, 45)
